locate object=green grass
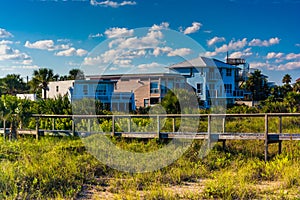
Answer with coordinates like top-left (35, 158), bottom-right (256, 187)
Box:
top-left (1, 134), bottom-right (300, 199)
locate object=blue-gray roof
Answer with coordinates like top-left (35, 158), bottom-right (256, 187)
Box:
top-left (169, 56), bottom-right (239, 69)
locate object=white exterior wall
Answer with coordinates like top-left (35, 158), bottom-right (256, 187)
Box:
top-left (16, 94), bottom-right (37, 101)
top-left (47, 80), bottom-right (74, 99)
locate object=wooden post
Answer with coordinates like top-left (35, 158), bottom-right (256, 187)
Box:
top-left (3, 119), bottom-right (6, 140)
top-left (36, 117), bottom-right (39, 140)
top-left (222, 116), bottom-right (226, 133)
top-left (157, 115), bottom-right (160, 138)
top-left (88, 118), bottom-right (91, 132)
top-left (222, 140), bottom-right (226, 150)
top-left (278, 116), bottom-right (282, 154)
top-left (72, 117), bottom-right (76, 136)
top-left (111, 115), bottom-right (115, 137)
top-left (207, 115), bottom-right (211, 149)
top-left (128, 118), bottom-right (131, 133)
top-left (172, 117), bottom-right (175, 133)
top-left (52, 118), bottom-right (55, 130)
top-left (264, 114), bottom-right (269, 162)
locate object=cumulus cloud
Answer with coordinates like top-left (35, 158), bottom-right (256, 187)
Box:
top-left (266, 52), bottom-right (284, 59)
top-left (0, 28), bottom-right (13, 38)
top-left (167, 48), bottom-right (192, 57)
top-left (137, 62), bottom-right (162, 70)
top-left (25, 40), bottom-right (69, 51)
top-left (149, 22), bottom-right (169, 31)
top-left (0, 40), bottom-right (13, 45)
top-left (0, 44), bottom-right (32, 63)
top-left (12, 65), bottom-right (40, 69)
top-left (249, 37), bottom-right (280, 47)
top-left (215, 38), bottom-right (247, 53)
top-left (183, 22), bottom-right (202, 35)
top-left (277, 61), bottom-right (300, 71)
top-left (285, 53), bottom-right (300, 60)
top-left (104, 27), bottom-right (134, 38)
top-left (55, 47), bottom-right (88, 57)
top-left (207, 36), bottom-right (225, 46)
top-left (90, 0), bottom-right (136, 7)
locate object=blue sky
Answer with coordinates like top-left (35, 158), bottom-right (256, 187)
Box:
top-left (0, 0), bottom-right (299, 84)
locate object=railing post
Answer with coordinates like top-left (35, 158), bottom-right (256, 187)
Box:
top-left (278, 116), bottom-right (282, 154)
top-left (3, 119), bottom-right (6, 140)
top-left (128, 117), bottom-right (131, 133)
top-left (52, 118), bottom-right (55, 130)
top-left (72, 116), bottom-right (76, 136)
top-left (172, 117), bottom-right (175, 133)
top-left (157, 115), bottom-right (160, 138)
top-left (264, 114), bottom-right (269, 162)
top-left (111, 115), bottom-right (115, 136)
top-left (88, 118), bottom-right (91, 132)
top-left (208, 115), bottom-right (211, 149)
top-left (222, 116), bottom-right (226, 134)
top-left (36, 117), bottom-right (39, 140)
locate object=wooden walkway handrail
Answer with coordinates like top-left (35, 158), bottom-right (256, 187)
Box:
top-left (31, 113), bottom-right (300, 118)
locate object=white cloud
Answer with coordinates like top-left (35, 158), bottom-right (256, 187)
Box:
top-left (207, 36), bottom-right (225, 46)
top-left (113, 59), bottom-right (132, 65)
top-left (0, 40), bottom-right (13, 45)
top-left (89, 33), bottom-right (103, 38)
top-left (149, 22), bottom-right (169, 31)
top-left (249, 37), bottom-right (280, 47)
top-left (12, 65), bottom-right (40, 69)
top-left (0, 28), bottom-right (13, 38)
top-left (104, 27), bottom-right (134, 38)
top-left (266, 52), bottom-right (284, 59)
top-left (199, 51), bottom-right (217, 57)
top-left (183, 22), bottom-right (202, 35)
top-left (296, 44), bottom-right (300, 47)
top-left (285, 53), bottom-right (300, 60)
top-left (167, 48), bottom-right (192, 57)
top-left (137, 62), bottom-right (162, 70)
top-left (56, 47), bottom-right (88, 56)
top-left (90, 0), bottom-right (136, 7)
top-left (277, 61), bottom-right (300, 71)
top-left (152, 47), bottom-right (173, 57)
top-left (0, 44), bottom-right (32, 63)
top-left (25, 40), bottom-right (70, 51)
top-left (215, 38), bottom-right (247, 53)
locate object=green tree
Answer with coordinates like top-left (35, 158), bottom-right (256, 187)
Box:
top-left (244, 70), bottom-right (269, 101)
top-left (31, 68), bottom-right (59, 99)
top-left (282, 74), bottom-right (292, 85)
top-left (0, 74), bottom-right (27, 95)
top-left (68, 69), bottom-right (85, 80)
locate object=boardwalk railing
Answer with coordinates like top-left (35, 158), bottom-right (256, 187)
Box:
top-left (2, 113), bottom-right (300, 161)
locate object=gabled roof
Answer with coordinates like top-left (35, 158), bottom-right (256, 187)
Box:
top-left (169, 56), bottom-right (238, 69)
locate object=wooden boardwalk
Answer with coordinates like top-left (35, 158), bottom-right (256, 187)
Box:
top-left (2, 113), bottom-right (300, 161)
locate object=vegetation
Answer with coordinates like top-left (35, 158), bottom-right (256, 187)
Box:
top-left (1, 73), bottom-right (300, 199)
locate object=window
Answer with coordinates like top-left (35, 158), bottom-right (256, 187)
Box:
top-left (96, 84), bottom-right (106, 95)
top-left (56, 86), bottom-right (59, 92)
top-left (83, 85), bottom-right (88, 95)
top-left (144, 99), bottom-right (149, 107)
top-left (226, 69), bottom-right (232, 76)
top-left (150, 82), bottom-right (159, 94)
top-left (224, 84), bottom-right (232, 94)
top-left (196, 83), bottom-right (203, 94)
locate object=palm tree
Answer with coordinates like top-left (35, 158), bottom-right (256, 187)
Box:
top-left (31, 68), bottom-right (58, 99)
top-left (244, 70), bottom-right (269, 101)
top-left (0, 74), bottom-right (27, 95)
top-left (282, 74), bottom-right (292, 85)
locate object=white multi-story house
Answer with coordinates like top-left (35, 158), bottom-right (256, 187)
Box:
top-left (169, 57), bottom-right (245, 108)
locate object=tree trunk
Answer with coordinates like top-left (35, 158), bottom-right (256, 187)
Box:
top-left (10, 119), bottom-right (17, 140)
top-left (43, 88), bottom-right (47, 99)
